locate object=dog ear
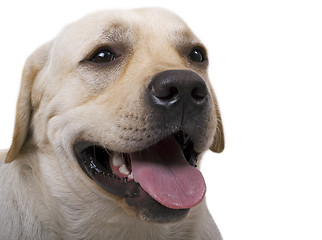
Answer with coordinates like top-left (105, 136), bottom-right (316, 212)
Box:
top-left (209, 95), bottom-right (225, 153)
top-left (5, 43), bottom-right (50, 163)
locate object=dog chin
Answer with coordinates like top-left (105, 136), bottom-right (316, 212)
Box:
top-left (124, 186), bottom-right (190, 223)
top-left (73, 131), bottom-right (206, 223)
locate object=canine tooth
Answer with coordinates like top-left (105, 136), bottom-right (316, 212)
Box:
top-left (112, 153), bottom-right (124, 167)
top-left (128, 172), bottom-right (133, 180)
top-left (119, 164), bottom-right (130, 175)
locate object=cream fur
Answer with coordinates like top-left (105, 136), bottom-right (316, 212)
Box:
top-left (0, 8), bottom-right (224, 239)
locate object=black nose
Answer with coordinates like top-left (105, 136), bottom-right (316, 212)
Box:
top-left (148, 70), bottom-right (208, 109)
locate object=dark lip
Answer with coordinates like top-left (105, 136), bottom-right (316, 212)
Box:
top-left (73, 131), bottom-right (200, 222)
top-left (74, 142), bottom-right (139, 197)
top-left (73, 131), bottom-right (200, 198)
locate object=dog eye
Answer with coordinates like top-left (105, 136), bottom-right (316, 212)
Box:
top-left (189, 48), bottom-right (205, 63)
top-left (91, 49), bottom-right (116, 63)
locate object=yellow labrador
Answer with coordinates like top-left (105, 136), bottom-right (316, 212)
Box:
top-left (0, 8), bottom-right (224, 240)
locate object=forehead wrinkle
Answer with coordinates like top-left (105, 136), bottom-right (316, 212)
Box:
top-left (170, 28), bottom-right (202, 46)
top-left (100, 22), bottom-right (134, 42)
top-left (79, 23), bottom-right (136, 61)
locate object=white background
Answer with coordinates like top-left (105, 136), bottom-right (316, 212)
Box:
top-left (1, 0), bottom-right (322, 239)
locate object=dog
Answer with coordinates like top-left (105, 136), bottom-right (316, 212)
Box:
top-left (0, 8), bottom-right (224, 240)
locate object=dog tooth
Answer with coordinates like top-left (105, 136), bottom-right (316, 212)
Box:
top-left (128, 172), bottom-right (133, 181)
top-left (112, 153), bottom-right (125, 167)
top-left (119, 164), bottom-right (130, 175)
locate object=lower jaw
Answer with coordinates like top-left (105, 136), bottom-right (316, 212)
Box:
top-left (74, 142), bottom-right (190, 223)
top-left (125, 185), bottom-right (190, 223)
top-left (74, 128), bottom-right (206, 223)
top-left (85, 165), bottom-right (190, 223)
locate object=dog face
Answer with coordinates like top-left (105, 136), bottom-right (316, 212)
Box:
top-left (5, 8), bottom-right (224, 223)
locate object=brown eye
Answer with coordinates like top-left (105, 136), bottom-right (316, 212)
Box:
top-left (189, 49), bottom-right (205, 62)
top-left (91, 49), bottom-right (116, 63)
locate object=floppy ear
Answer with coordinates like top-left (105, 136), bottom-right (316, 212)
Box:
top-left (209, 95), bottom-right (225, 153)
top-left (5, 43), bottom-right (50, 163)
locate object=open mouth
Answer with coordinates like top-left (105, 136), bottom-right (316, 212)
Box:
top-left (74, 131), bottom-right (206, 211)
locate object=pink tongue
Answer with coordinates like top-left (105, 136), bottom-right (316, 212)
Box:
top-left (130, 136), bottom-right (206, 209)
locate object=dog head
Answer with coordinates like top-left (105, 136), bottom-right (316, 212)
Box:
top-left (5, 8), bottom-right (224, 223)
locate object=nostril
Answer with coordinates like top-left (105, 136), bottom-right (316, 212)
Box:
top-left (152, 85), bottom-right (179, 101)
top-left (148, 70), bottom-right (208, 108)
top-left (191, 86), bottom-right (207, 102)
